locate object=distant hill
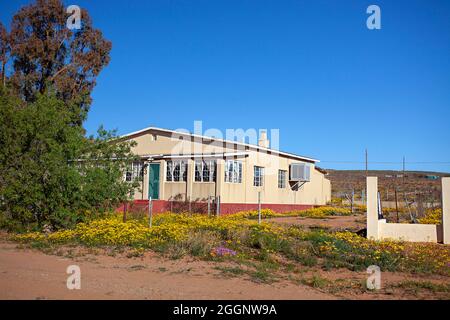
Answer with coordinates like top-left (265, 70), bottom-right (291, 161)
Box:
top-left (322, 169), bottom-right (450, 202)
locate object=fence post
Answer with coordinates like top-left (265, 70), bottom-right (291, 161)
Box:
top-left (188, 195), bottom-right (192, 213)
top-left (351, 190), bottom-right (354, 214)
top-left (258, 192), bottom-right (261, 224)
top-left (367, 177), bottom-right (379, 240)
top-left (442, 178), bottom-right (450, 244)
top-left (216, 196), bottom-right (220, 217)
top-left (148, 197), bottom-right (153, 228)
top-left (207, 196), bottom-right (211, 217)
top-left (123, 202), bottom-right (127, 223)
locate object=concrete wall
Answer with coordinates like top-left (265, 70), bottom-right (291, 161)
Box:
top-left (124, 129), bottom-right (331, 207)
top-left (366, 176), bottom-right (449, 244)
top-left (443, 178), bottom-right (450, 244)
top-left (378, 220), bottom-right (441, 242)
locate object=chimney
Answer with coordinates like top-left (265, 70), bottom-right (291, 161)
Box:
top-left (258, 130), bottom-right (270, 148)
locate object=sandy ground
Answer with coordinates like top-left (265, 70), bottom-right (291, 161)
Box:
top-left (0, 241), bottom-right (335, 300)
top-left (1, 214), bottom-right (448, 300)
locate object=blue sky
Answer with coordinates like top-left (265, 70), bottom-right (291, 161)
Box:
top-left (1, 0), bottom-right (450, 172)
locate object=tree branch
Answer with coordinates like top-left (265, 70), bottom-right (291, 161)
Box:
top-left (50, 65), bottom-right (69, 81)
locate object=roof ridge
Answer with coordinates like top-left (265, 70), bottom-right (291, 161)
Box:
top-left (120, 126), bottom-right (319, 163)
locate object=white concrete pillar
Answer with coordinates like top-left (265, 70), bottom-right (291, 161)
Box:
top-left (367, 177), bottom-right (379, 240)
top-left (143, 162), bottom-right (149, 200)
top-left (442, 177), bottom-right (450, 244)
top-left (215, 159), bottom-right (224, 199)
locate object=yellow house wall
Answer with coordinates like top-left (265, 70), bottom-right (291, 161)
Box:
top-left (218, 151), bottom-right (330, 205)
top-left (125, 130), bottom-right (331, 205)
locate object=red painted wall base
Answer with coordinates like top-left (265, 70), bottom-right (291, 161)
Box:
top-left (116, 200), bottom-right (314, 215)
top-left (219, 203), bottom-right (314, 214)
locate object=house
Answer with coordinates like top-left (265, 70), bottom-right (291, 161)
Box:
top-left (119, 126), bottom-right (331, 214)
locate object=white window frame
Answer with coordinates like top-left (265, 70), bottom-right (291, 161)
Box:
top-left (194, 160), bottom-right (216, 182)
top-left (224, 160), bottom-right (242, 183)
top-left (253, 166), bottom-right (264, 187)
top-left (166, 160), bottom-right (187, 182)
top-left (126, 161), bottom-right (144, 182)
top-left (278, 169), bottom-right (287, 188)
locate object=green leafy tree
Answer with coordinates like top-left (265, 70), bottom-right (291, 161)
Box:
top-left (0, 1), bottom-right (139, 231)
top-left (0, 0), bottom-right (112, 125)
top-left (0, 90), bottom-right (140, 231)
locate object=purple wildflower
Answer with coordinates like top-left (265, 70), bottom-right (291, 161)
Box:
top-left (212, 246), bottom-right (237, 257)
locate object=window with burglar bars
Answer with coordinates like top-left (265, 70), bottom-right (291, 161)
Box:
top-left (224, 160), bottom-right (242, 183)
top-left (278, 169), bottom-right (287, 188)
top-left (253, 166), bottom-right (264, 187)
top-left (125, 161), bottom-right (144, 182)
top-left (194, 160), bottom-right (216, 182)
top-left (166, 160), bottom-right (187, 182)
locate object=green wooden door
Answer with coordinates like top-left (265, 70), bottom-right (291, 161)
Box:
top-left (148, 163), bottom-right (160, 200)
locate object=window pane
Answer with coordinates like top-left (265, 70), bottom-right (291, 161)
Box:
top-left (173, 162), bottom-right (180, 181)
top-left (195, 160), bottom-right (202, 181)
top-left (254, 166), bottom-right (263, 186)
top-left (238, 162), bottom-right (242, 183)
top-left (225, 160), bottom-right (242, 183)
top-left (278, 170), bottom-right (286, 188)
top-left (182, 161), bottom-right (187, 181)
top-left (202, 160), bottom-right (210, 181)
top-left (211, 161), bottom-right (216, 182)
top-left (166, 161), bottom-right (173, 181)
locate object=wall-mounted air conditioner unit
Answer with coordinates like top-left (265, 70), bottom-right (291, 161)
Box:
top-left (289, 163), bottom-right (311, 182)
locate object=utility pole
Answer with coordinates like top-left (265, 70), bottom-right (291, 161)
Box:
top-left (394, 187), bottom-right (399, 223)
top-left (365, 149), bottom-right (368, 206)
top-left (402, 156), bottom-right (405, 183)
top-left (258, 192), bottom-right (262, 224)
top-left (207, 196), bottom-right (211, 217)
top-left (148, 197), bottom-right (153, 228)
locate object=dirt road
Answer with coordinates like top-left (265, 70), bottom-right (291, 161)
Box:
top-left (0, 242), bottom-right (334, 300)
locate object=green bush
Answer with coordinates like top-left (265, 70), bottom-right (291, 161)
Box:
top-left (0, 91), bottom-right (140, 231)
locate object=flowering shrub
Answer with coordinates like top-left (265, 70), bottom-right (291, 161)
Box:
top-left (418, 208), bottom-right (442, 225)
top-left (13, 215), bottom-right (190, 247)
top-left (227, 209), bottom-right (279, 219)
top-left (11, 211), bottom-right (449, 276)
top-left (301, 230), bottom-right (450, 275)
top-left (228, 206), bottom-right (352, 219)
top-left (290, 206), bottom-right (351, 218)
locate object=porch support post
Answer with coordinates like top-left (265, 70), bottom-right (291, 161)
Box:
top-left (186, 159), bottom-right (194, 203)
top-left (159, 161), bottom-right (165, 201)
top-left (215, 159), bottom-right (225, 214)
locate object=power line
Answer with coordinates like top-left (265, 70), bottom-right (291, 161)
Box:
top-left (320, 161), bottom-right (450, 164)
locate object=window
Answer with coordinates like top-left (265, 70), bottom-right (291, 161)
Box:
top-left (253, 166), bottom-right (264, 186)
top-left (166, 160), bottom-right (187, 182)
top-left (278, 170), bottom-right (287, 188)
top-left (225, 160), bottom-right (242, 183)
top-left (195, 160), bottom-right (216, 182)
top-left (126, 161), bottom-right (144, 182)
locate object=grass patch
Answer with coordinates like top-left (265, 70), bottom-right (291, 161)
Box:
top-left (215, 266), bottom-right (246, 276)
top-left (299, 274), bottom-right (331, 289)
top-left (389, 280), bottom-right (450, 295)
